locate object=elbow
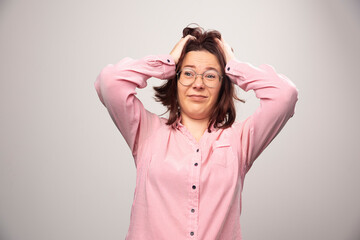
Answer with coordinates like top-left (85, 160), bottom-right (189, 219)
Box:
top-left (97, 64), bottom-right (116, 87)
top-left (262, 64), bottom-right (299, 105)
top-left (261, 64), bottom-right (299, 117)
top-left (94, 73), bottom-right (105, 106)
top-left (275, 79), bottom-right (299, 118)
top-left (93, 64), bottom-right (116, 106)
top-left (287, 84), bottom-right (299, 105)
top-left (283, 84), bottom-right (299, 118)
top-left (276, 71), bottom-right (299, 106)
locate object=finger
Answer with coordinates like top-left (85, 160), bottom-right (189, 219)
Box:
top-left (219, 37), bottom-right (226, 45)
top-left (184, 34), bottom-right (196, 40)
top-left (215, 37), bottom-right (223, 46)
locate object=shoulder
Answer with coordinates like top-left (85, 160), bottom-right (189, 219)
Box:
top-left (218, 119), bottom-right (254, 139)
top-left (159, 117), bottom-right (169, 125)
top-left (146, 115), bottom-right (173, 132)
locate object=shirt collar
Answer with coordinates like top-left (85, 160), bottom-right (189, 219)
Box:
top-left (172, 116), bottom-right (217, 133)
top-left (172, 116), bottom-right (183, 130)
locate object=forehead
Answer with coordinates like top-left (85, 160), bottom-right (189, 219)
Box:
top-left (181, 50), bottom-right (221, 72)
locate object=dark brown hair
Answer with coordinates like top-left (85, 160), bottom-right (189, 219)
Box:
top-left (154, 24), bottom-right (245, 132)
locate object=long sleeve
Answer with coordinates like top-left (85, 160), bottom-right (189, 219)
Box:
top-left (94, 54), bottom-right (176, 167)
top-left (226, 59), bottom-right (299, 173)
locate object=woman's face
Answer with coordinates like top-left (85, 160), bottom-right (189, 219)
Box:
top-left (177, 50), bottom-right (222, 121)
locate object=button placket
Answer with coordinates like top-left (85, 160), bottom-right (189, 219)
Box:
top-left (188, 146), bottom-right (201, 238)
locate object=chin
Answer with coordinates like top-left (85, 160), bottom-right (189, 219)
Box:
top-left (187, 111), bottom-right (210, 120)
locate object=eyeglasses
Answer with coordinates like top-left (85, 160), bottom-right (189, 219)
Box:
top-left (176, 68), bottom-right (223, 88)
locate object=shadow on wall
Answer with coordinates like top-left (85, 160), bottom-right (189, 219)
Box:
top-left (349, 0), bottom-right (360, 23)
top-left (0, 0), bottom-right (11, 19)
top-left (336, 0), bottom-right (360, 29)
top-left (0, 225), bottom-right (8, 240)
top-left (350, 219), bottom-right (360, 240)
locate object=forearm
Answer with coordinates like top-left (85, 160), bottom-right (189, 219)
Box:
top-left (95, 54), bottom-right (175, 104)
top-left (94, 54), bottom-right (176, 158)
top-left (225, 59), bottom-right (298, 107)
top-left (226, 59), bottom-right (299, 171)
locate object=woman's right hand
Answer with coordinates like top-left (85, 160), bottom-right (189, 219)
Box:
top-left (170, 35), bottom-right (196, 65)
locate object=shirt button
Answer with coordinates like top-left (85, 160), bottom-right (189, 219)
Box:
top-left (191, 208), bottom-right (195, 213)
top-left (190, 231), bottom-right (194, 236)
top-left (194, 162), bottom-right (198, 166)
top-left (192, 185), bottom-right (196, 189)
top-left (227, 67), bottom-right (230, 71)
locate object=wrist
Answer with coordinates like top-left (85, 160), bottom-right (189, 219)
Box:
top-left (169, 53), bottom-right (178, 65)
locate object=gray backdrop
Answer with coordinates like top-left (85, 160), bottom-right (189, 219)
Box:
top-left (1, 0), bottom-right (359, 239)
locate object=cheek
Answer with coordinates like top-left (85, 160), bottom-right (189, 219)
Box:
top-left (177, 87), bottom-right (186, 106)
top-left (210, 89), bottom-right (221, 104)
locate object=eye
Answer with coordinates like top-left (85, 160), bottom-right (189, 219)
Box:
top-left (205, 74), bottom-right (215, 78)
top-left (205, 72), bottom-right (217, 80)
top-left (183, 70), bottom-right (194, 77)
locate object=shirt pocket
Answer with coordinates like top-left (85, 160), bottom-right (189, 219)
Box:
top-left (210, 140), bottom-right (236, 167)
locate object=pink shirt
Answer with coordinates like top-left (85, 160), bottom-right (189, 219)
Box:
top-left (94, 54), bottom-right (298, 240)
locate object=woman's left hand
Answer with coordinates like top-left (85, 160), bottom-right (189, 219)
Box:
top-left (215, 37), bottom-right (235, 65)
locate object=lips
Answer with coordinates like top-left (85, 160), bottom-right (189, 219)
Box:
top-left (188, 94), bottom-right (207, 98)
top-left (187, 95), bottom-right (208, 101)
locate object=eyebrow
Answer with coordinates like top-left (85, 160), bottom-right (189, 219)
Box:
top-left (183, 65), bottom-right (220, 72)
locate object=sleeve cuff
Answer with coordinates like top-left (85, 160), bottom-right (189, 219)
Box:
top-left (225, 59), bottom-right (249, 81)
top-left (144, 54), bottom-right (176, 79)
top-left (158, 54), bottom-right (176, 79)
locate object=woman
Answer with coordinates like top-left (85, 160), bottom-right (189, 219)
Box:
top-left (94, 25), bottom-right (298, 240)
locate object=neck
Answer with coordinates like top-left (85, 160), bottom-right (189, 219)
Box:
top-left (180, 113), bottom-right (209, 142)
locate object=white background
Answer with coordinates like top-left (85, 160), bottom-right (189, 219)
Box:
top-left (1, 0), bottom-right (359, 239)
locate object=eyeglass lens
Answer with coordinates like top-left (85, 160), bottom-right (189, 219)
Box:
top-left (178, 68), bottom-right (220, 88)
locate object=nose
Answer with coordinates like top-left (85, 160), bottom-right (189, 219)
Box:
top-left (192, 74), bottom-right (205, 89)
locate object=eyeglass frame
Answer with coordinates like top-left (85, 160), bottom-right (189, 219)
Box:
top-left (176, 68), bottom-right (223, 88)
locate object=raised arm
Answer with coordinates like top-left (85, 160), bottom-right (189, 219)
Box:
top-left (94, 54), bottom-right (175, 166)
top-left (217, 37), bottom-right (299, 173)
